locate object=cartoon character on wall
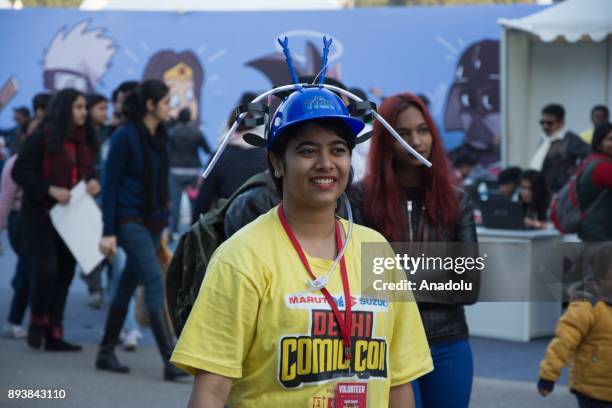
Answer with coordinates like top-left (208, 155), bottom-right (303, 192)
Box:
top-left (444, 39), bottom-right (500, 167)
top-left (246, 41), bottom-right (339, 88)
top-left (142, 50), bottom-right (204, 123)
top-left (246, 34), bottom-right (342, 119)
top-left (42, 20), bottom-right (117, 93)
top-left (246, 33), bottom-right (342, 88)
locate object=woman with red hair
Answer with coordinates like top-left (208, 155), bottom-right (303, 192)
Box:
top-left (351, 93), bottom-right (480, 408)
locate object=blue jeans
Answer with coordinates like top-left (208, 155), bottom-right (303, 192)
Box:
top-left (412, 339), bottom-right (474, 408)
top-left (111, 222), bottom-right (164, 313)
top-left (169, 173), bottom-right (197, 234)
top-left (107, 248), bottom-right (137, 332)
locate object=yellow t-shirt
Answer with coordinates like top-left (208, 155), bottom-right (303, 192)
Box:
top-left (171, 207), bottom-right (432, 407)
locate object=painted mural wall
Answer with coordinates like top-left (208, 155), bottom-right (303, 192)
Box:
top-left (0, 5), bottom-right (541, 166)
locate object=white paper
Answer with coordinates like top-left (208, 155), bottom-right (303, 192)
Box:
top-left (50, 181), bottom-right (104, 275)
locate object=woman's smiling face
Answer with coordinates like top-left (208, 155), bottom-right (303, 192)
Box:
top-left (271, 122), bottom-right (352, 210)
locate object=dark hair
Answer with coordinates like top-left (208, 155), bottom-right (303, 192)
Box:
top-left (362, 93), bottom-right (458, 239)
top-left (267, 118), bottom-right (355, 196)
top-left (32, 93), bottom-right (52, 113)
top-left (520, 170), bottom-right (549, 220)
top-left (14, 106), bottom-right (30, 118)
top-left (542, 104), bottom-right (565, 122)
top-left (227, 91), bottom-right (259, 131)
top-left (349, 87), bottom-right (368, 102)
top-left (42, 88), bottom-right (96, 152)
top-left (112, 80), bottom-right (139, 103)
top-left (122, 79), bottom-right (169, 122)
top-left (178, 107), bottom-right (191, 123)
top-left (498, 166), bottom-right (522, 185)
top-left (592, 122), bottom-right (612, 153)
top-left (591, 105), bottom-right (609, 119)
top-left (86, 93), bottom-right (108, 110)
top-left (453, 152), bottom-right (477, 168)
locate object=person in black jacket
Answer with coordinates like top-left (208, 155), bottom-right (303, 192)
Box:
top-left (96, 79), bottom-right (187, 381)
top-left (354, 93), bottom-right (479, 408)
top-left (12, 88), bottom-right (99, 351)
top-left (191, 93), bottom-right (267, 222)
top-left (518, 170), bottom-right (550, 230)
top-left (167, 107), bottom-right (211, 237)
top-left (531, 104), bottom-right (590, 193)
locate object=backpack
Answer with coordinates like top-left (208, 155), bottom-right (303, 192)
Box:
top-left (550, 157), bottom-right (608, 234)
top-left (165, 172), bottom-right (271, 336)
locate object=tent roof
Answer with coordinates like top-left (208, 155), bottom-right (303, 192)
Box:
top-left (80, 0), bottom-right (346, 11)
top-left (499, 0), bottom-right (612, 42)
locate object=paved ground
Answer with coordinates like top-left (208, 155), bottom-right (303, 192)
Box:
top-left (0, 230), bottom-right (577, 407)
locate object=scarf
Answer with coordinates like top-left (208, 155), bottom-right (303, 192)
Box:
top-left (529, 127), bottom-right (566, 171)
top-left (42, 125), bottom-right (95, 190)
top-left (135, 122), bottom-right (169, 220)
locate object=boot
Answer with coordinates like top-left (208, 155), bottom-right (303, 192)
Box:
top-left (27, 314), bottom-right (49, 350)
top-left (149, 308), bottom-right (188, 381)
top-left (96, 307), bottom-right (130, 373)
top-left (45, 325), bottom-right (82, 351)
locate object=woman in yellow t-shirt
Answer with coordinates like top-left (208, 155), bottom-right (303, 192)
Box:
top-left (171, 39), bottom-right (433, 408)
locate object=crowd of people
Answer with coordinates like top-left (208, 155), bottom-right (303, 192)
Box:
top-left (452, 103), bottom-right (611, 240)
top-left (0, 66), bottom-right (610, 406)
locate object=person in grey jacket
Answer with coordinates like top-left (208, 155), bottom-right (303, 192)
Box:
top-left (167, 108), bottom-right (211, 237)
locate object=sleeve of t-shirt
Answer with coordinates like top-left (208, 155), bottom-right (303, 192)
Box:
top-left (170, 256), bottom-right (263, 378)
top-left (389, 297), bottom-right (433, 386)
top-left (385, 245), bottom-right (433, 387)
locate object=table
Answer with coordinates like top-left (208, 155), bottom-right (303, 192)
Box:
top-left (465, 227), bottom-right (565, 342)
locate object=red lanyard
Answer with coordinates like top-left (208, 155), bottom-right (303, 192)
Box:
top-left (277, 204), bottom-right (353, 361)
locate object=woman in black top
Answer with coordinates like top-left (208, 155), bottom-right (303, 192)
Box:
top-left (519, 170), bottom-right (550, 230)
top-left (351, 92), bottom-right (479, 408)
top-left (12, 88), bottom-right (99, 351)
top-left (96, 79), bottom-right (187, 381)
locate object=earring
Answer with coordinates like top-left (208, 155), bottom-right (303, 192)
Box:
top-left (274, 169), bottom-right (281, 178)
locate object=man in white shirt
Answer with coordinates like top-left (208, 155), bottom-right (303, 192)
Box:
top-left (530, 103), bottom-right (590, 193)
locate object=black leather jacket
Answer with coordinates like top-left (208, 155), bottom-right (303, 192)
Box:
top-left (224, 173), bottom-right (480, 344)
top-left (349, 182), bottom-right (480, 345)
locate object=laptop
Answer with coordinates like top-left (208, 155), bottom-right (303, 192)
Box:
top-left (480, 200), bottom-right (527, 230)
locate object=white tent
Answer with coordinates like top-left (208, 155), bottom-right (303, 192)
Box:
top-left (0, 0), bottom-right (12, 9)
top-left (499, 0), bottom-right (612, 167)
top-left (80, 0), bottom-right (348, 11)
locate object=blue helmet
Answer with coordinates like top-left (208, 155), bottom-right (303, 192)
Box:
top-left (267, 87), bottom-right (365, 150)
